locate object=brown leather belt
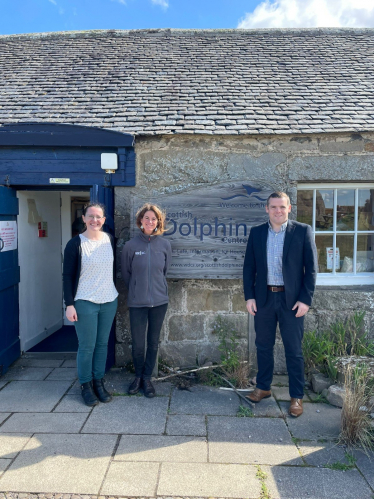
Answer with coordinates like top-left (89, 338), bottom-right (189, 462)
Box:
top-left (267, 285), bottom-right (285, 292)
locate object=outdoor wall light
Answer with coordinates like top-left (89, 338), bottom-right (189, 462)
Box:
top-left (101, 153), bottom-right (118, 174)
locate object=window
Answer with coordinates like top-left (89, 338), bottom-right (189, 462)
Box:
top-left (297, 184), bottom-right (374, 285)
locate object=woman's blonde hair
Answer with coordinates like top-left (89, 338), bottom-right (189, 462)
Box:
top-left (135, 203), bottom-right (167, 235)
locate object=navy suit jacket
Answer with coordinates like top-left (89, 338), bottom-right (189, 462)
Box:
top-left (243, 220), bottom-right (318, 310)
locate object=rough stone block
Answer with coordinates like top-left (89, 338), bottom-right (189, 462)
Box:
top-left (168, 314), bottom-right (205, 341)
top-left (207, 314), bottom-right (249, 340)
top-left (114, 343), bottom-right (132, 366)
top-left (326, 384), bottom-right (346, 407)
top-left (312, 373), bottom-right (334, 394)
top-left (187, 289), bottom-right (229, 312)
top-left (167, 279), bottom-right (184, 311)
top-left (232, 292), bottom-right (248, 313)
top-left (290, 154), bottom-right (374, 181)
top-left (274, 339), bottom-right (287, 374)
top-left (319, 136), bottom-right (364, 153)
top-left (159, 342), bottom-right (197, 368)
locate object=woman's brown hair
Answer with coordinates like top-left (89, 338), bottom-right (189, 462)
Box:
top-left (135, 203), bottom-right (167, 235)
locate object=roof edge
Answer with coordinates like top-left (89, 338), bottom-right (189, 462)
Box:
top-left (1, 27), bottom-right (374, 41)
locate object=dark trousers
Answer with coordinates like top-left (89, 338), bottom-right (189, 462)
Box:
top-left (129, 303), bottom-right (168, 380)
top-left (254, 290), bottom-right (304, 399)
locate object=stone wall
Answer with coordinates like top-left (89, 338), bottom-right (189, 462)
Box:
top-left (114, 131), bottom-right (374, 371)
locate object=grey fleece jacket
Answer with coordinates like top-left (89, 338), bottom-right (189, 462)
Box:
top-left (121, 231), bottom-right (172, 308)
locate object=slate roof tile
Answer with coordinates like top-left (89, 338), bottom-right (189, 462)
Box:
top-left (0, 28), bottom-right (374, 135)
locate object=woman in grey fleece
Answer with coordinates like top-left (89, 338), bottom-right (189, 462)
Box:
top-left (121, 203), bottom-right (172, 397)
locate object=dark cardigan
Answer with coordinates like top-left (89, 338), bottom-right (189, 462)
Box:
top-left (62, 233), bottom-right (115, 307)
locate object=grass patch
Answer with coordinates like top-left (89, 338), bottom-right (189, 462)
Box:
top-left (325, 455), bottom-right (356, 471)
top-left (256, 465), bottom-right (271, 499)
top-left (237, 405), bottom-right (254, 417)
top-left (340, 363), bottom-right (374, 453)
top-left (309, 393), bottom-right (330, 404)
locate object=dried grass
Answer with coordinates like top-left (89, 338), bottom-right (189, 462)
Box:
top-left (340, 363), bottom-right (374, 453)
top-left (222, 359), bottom-right (251, 389)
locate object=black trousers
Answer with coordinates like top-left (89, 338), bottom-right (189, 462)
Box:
top-left (129, 303), bottom-right (168, 380)
top-left (254, 290), bottom-right (305, 399)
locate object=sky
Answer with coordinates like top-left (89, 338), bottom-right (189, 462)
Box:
top-left (0, 0), bottom-right (374, 36)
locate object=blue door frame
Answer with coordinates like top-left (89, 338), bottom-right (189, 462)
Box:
top-left (0, 123), bottom-right (135, 373)
top-left (0, 187), bottom-right (20, 375)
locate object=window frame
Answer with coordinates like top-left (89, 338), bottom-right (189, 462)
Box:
top-left (297, 183), bottom-right (374, 286)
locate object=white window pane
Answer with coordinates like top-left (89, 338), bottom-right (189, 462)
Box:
top-left (358, 189), bottom-right (374, 231)
top-left (336, 235), bottom-right (354, 273)
top-left (337, 189), bottom-right (355, 231)
top-left (315, 234), bottom-right (333, 273)
top-left (297, 190), bottom-right (313, 226)
top-left (357, 234), bottom-right (374, 273)
top-left (316, 190), bottom-right (334, 231)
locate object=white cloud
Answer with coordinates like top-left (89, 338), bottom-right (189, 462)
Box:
top-left (110, 0), bottom-right (127, 4)
top-left (48, 0), bottom-right (57, 5)
top-left (151, 0), bottom-right (169, 9)
top-left (237, 0), bottom-right (374, 29)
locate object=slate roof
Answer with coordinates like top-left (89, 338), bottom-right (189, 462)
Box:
top-left (0, 28), bottom-right (374, 136)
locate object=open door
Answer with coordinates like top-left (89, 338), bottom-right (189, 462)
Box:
top-left (0, 186), bottom-right (20, 375)
top-left (90, 185), bottom-right (116, 371)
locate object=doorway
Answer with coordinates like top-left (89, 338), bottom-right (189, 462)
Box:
top-left (17, 190), bottom-right (90, 353)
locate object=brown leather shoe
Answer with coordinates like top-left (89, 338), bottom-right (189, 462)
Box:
top-left (246, 388), bottom-right (271, 403)
top-left (289, 398), bottom-right (303, 417)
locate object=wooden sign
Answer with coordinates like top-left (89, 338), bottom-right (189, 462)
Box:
top-left (132, 182), bottom-right (273, 278)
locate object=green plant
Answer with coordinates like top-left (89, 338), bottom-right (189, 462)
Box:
top-left (256, 466), bottom-right (270, 499)
top-left (212, 315), bottom-right (240, 372)
top-left (325, 460), bottom-right (354, 471)
top-left (340, 362), bottom-right (374, 453)
top-left (237, 405), bottom-right (253, 417)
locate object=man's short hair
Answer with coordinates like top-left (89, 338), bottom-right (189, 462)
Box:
top-left (266, 191), bottom-right (291, 206)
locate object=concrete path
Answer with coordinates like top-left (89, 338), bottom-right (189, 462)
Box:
top-left (0, 354), bottom-right (373, 499)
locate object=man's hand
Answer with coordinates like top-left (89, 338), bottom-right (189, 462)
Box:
top-left (292, 301), bottom-right (309, 318)
top-left (246, 299), bottom-right (257, 316)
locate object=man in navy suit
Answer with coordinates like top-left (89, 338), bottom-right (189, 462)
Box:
top-left (243, 191), bottom-right (317, 417)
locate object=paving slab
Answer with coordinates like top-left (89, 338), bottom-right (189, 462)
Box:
top-left (157, 462), bottom-right (261, 498)
top-left (12, 358), bottom-right (64, 368)
top-left (60, 359), bottom-right (77, 368)
top-left (0, 381), bottom-right (8, 391)
top-left (208, 416), bottom-right (302, 465)
top-left (53, 394), bottom-right (92, 413)
top-left (102, 369), bottom-right (134, 395)
top-left (45, 368), bottom-right (78, 381)
top-left (263, 465), bottom-right (373, 499)
top-left (298, 441), bottom-right (350, 466)
top-left (271, 375), bottom-right (289, 386)
top-left (170, 385), bottom-right (240, 415)
top-left (240, 393), bottom-right (282, 417)
top-left (0, 459), bottom-right (11, 473)
top-left (0, 381), bottom-right (72, 412)
top-left (1, 367), bottom-right (54, 381)
top-left (352, 449), bottom-right (374, 490)
top-left (279, 401), bottom-right (341, 440)
top-left (0, 413), bottom-right (10, 425)
top-left (166, 414), bottom-right (207, 436)
top-left (0, 413), bottom-right (88, 433)
top-left (0, 434), bottom-right (32, 459)
top-left (114, 434), bottom-right (207, 462)
top-left (101, 461), bottom-right (159, 496)
top-left (82, 396), bottom-right (168, 434)
top-left (0, 433), bottom-right (117, 494)
top-left (272, 386), bottom-right (291, 401)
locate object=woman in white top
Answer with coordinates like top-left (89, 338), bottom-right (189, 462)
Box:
top-left (63, 203), bottom-right (118, 406)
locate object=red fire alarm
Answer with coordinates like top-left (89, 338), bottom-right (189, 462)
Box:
top-left (38, 221), bottom-right (48, 238)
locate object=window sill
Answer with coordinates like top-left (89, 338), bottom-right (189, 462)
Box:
top-left (316, 273), bottom-right (374, 286)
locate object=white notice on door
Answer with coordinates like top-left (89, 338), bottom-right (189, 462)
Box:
top-left (0, 221), bottom-right (17, 251)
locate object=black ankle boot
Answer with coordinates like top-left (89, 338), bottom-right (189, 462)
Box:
top-left (81, 381), bottom-right (99, 406)
top-left (93, 378), bottom-right (112, 403)
top-left (128, 377), bottom-right (142, 395)
top-left (143, 379), bottom-right (156, 398)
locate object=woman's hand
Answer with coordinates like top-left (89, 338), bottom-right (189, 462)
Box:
top-left (66, 305), bottom-right (78, 322)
